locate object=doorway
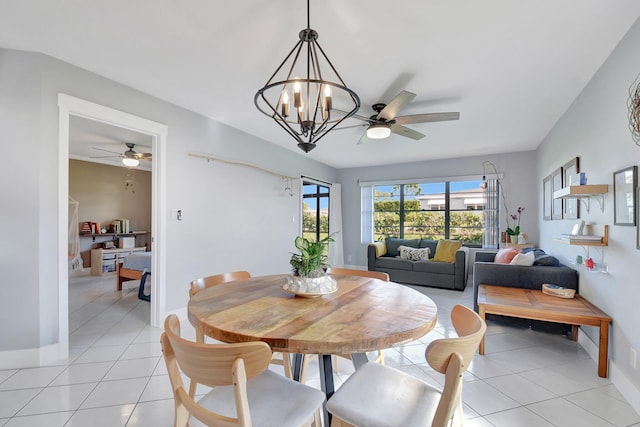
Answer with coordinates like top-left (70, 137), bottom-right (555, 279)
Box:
top-left (58, 94), bottom-right (167, 361)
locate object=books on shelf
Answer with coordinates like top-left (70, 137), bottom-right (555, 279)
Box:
top-left (80, 221), bottom-right (102, 234)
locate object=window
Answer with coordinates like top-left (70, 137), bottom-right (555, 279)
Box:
top-left (302, 181), bottom-right (330, 242)
top-left (371, 180), bottom-right (490, 246)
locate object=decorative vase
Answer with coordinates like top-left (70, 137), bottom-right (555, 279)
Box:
top-left (510, 234), bottom-right (519, 244)
top-left (284, 270), bottom-right (337, 294)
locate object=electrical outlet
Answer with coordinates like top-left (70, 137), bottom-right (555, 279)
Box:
top-left (631, 348), bottom-right (637, 369)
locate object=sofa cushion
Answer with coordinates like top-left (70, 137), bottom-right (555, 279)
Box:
top-left (494, 247), bottom-right (519, 264)
top-left (418, 239), bottom-right (438, 256)
top-left (399, 246), bottom-right (431, 261)
top-left (370, 241), bottom-right (387, 257)
top-left (413, 260), bottom-right (455, 274)
top-left (432, 240), bottom-right (462, 263)
top-left (521, 247), bottom-right (561, 266)
top-left (385, 238), bottom-right (420, 257)
top-left (510, 251), bottom-right (535, 266)
top-left (375, 257), bottom-right (414, 270)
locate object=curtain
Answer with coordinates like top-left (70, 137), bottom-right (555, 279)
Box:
top-left (360, 185), bottom-right (374, 244)
top-left (328, 183), bottom-right (344, 268)
top-left (68, 196), bottom-right (84, 271)
top-left (482, 179), bottom-right (500, 249)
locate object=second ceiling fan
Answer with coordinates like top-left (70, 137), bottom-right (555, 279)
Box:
top-left (343, 90), bottom-right (460, 144)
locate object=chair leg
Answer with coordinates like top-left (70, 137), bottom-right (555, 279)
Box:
top-left (174, 401), bottom-right (190, 427)
top-left (300, 354), bottom-right (312, 383)
top-left (312, 408), bottom-right (322, 427)
top-left (281, 352), bottom-right (293, 379)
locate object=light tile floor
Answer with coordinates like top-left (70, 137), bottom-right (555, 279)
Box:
top-left (0, 274), bottom-right (638, 426)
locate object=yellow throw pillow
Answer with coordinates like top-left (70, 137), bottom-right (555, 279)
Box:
top-left (432, 240), bottom-right (462, 263)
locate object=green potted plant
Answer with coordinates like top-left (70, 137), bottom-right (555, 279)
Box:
top-left (289, 234), bottom-right (334, 278)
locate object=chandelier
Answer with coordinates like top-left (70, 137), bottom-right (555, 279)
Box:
top-left (254, 0), bottom-right (360, 153)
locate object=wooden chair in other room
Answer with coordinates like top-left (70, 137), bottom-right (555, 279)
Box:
top-left (326, 305), bottom-right (487, 427)
top-left (297, 268), bottom-right (388, 383)
top-left (161, 315), bottom-right (324, 427)
top-left (189, 271), bottom-right (292, 394)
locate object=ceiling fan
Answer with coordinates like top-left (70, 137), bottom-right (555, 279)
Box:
top-left (339, 90), bottom-right (460, 144)
top-left (92, 142), bottom-right (152, 166)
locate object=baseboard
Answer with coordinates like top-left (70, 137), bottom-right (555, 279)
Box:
top-left (610, 361), bottom-right (640, 415)
top-left (578, 329), bottom-right (640, 415)
top-left (0, 343), bottom-right (63, 369)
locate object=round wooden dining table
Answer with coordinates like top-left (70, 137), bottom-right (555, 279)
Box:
top-left (187, 273), bottom-right (438, 424)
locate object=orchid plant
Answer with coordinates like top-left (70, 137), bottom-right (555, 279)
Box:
top-left (506, 206), bottom-right (525, 236)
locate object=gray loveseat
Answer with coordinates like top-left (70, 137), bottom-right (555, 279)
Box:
top-left (472, 249), bottom-right (579, 311)
top-left (367, 238), bottom-right (468, 290)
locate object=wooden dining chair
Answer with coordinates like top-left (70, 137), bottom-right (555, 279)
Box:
top-left (326, 305), bottom-right (487, 427)
top-left (161, 315), bottom-right (324, 427)
top-left (297, 268), bottom-right (388, 383)
top-left (189, 271), bottom-right (292, 393)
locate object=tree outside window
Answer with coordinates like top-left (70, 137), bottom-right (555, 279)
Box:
top-left (373, 181), bottom-right (485, 245)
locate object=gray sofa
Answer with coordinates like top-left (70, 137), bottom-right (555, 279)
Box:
top-left (472, 249), bottom-right (579, 311)
top-left (367, 238), bottom-right (468, 290)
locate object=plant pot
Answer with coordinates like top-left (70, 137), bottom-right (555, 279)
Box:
top-left (510, 234), bottom-right (519, 244)
top-left (284, 273), bottom-right (336, 294)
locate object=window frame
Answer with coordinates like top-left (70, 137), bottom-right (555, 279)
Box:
top-left (302, 180), bottom-right (330, 242)
top-left (369, 179), bottom-right (490, 247)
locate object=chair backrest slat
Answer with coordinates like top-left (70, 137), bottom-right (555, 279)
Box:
top-left (163, 315), bottom-right (272, 388)
top-left (426, 305), bottom-right (486, 374)
top-left (190, 271), bottom-right (251, 297)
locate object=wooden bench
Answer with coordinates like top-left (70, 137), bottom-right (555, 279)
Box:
top-left (477, 284), bottom-right (612, 377)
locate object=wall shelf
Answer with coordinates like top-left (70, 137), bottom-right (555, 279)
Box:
top-left (80, 231), bottom-right (148, 242)
top-left (553, 184), bottom-right (608, 213)
top-left (555, 224), bottom-right (609, 247)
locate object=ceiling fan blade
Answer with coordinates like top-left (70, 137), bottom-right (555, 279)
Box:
top-left (93, 147), bottom-right (122, 155)
top-left (393, 112), bottom-right (460, 125)
top-left (333, 108), bottom-right (374, 123)
top-left (89, 155), bottom-right (122, 159)
top-left (378, 90), bottom-right (416, 121)
top-left (390, 124), bottom-right (425, 140)
top-left (357, 131), bottom-right (370, 145)
top-left (334, 123), bottom-right (369, 131)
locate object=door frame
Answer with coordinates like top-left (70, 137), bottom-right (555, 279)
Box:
top-left (58, 94), bottom-right (168, 358)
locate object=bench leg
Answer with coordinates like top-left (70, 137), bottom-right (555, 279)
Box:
top-left (570, 325), bottom-right (579, 341)
top-left (478, 306), bottom-right (486, 355)
top-left (598, 321), bottom-right (609, 378)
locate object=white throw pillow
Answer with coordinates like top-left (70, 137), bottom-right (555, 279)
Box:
top-left (510, 251), bottom-right (535, 266)
top-left (398, 246), bottom-right (431, 261)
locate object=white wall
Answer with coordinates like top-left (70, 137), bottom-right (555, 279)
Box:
top-left (537, 18), bottom-right (640, 397)
top-left (337, 151), bottom-right (538, 268)
top-left (0, 48), bottom-right (337, 355)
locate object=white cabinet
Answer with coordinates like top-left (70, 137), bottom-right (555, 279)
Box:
top-left (91, 247), bottom-right (147, 276)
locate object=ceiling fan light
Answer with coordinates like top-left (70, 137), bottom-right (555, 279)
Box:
top-left (122, 157), bottom-right (139, 167)
top-left (367, 124), bottom-right (391, 139)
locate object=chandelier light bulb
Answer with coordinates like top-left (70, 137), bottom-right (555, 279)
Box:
top-left (281, 90), bottom-right (290, 117)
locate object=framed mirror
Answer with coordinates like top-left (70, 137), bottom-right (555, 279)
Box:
top-left (551, 167), bottom-right (563, 220)
top-left (543, 175), bottom-right (552, 220)
top-left (562, 157), bottom-right (580, 219)
top-left (613, 165), bottom-right (637, 226)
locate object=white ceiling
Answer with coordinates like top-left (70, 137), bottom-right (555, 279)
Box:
top-left (69, 116), bottom-right (153, 171)
top-left (2, 1), bottom-right (639, 169)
